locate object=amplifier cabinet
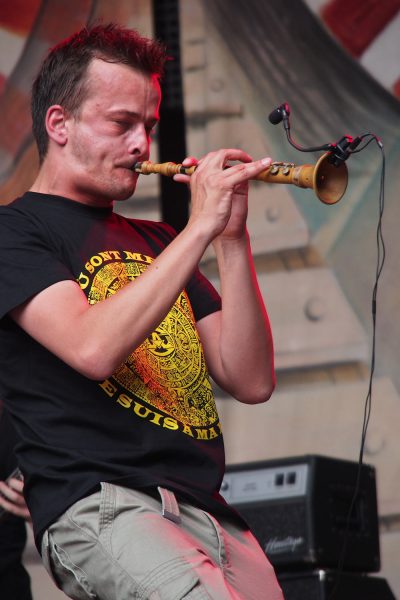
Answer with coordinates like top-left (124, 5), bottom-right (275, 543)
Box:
top-left (221, 455), bottom-right (380, 572)
top-left (278, 570), bottom-right (395, 600)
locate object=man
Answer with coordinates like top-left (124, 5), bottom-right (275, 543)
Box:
top-left (0, 24), bottom-right (282, 599)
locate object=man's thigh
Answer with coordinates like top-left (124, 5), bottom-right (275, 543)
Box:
top-left (43, 484), bottom-right (278, 600)
top-left (41, 485), bottom-right (235, 599)
top-left (213, 514), bottom-right (284, 600)
top-left (177, 502), bottom-right (283, 600)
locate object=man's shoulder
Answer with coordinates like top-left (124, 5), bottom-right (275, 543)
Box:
top-left (0, 192), bottom-right (49, 217)
top-left (123, 217), bottom-right (177, 242)
top-left (0, 194), bottom-right (35, 229)
top-left (0, 194), bottom-right (28, 213)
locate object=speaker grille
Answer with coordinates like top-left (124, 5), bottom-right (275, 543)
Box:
top-left (224, 455), bottom-right (380, 571)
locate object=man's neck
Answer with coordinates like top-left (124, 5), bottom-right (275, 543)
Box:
top-left (30, 161), bottom-right (114, 209)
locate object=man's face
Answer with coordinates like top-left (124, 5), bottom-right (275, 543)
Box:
top-left (64, 59), bottom-right (161, 206)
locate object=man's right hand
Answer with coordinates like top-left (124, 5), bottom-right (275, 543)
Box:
top-left (174, 148), bottom-right (271, 241)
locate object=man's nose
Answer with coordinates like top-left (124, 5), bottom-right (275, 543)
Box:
top-left (128, 125), bottom-right (150, 157)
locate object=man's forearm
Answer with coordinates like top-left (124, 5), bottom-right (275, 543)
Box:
top-left (212, 232), bottom-right (275, 403)
top-left (11, 220), bottom-right (213, 380)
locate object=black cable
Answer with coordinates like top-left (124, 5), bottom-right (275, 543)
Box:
top-left (270, 104), bottom-right (386, 595)
top-left (349, 133), bottom-right (382, 154)
top-left (328, 136), bottom-right (385, 599)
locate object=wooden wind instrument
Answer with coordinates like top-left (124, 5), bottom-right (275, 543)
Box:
top-left (134, 152), bottom-right (348, 205)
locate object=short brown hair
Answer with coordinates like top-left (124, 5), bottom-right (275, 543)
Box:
top-left (31, 23), bottom-right (167, 162)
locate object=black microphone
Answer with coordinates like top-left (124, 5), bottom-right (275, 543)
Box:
top-left (268, 103), bottom-right (366, 166)
top-left (268, 102), bottom-right (334, 153)
top-left (268, 103), bottom-right (291, 127)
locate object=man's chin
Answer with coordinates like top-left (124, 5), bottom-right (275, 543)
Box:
top-left (113, 181), bottom-right (137, 201)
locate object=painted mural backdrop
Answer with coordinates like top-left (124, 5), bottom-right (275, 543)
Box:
top-left (0, 0), bottom-right (399, 430)
top-left (310, 0), bottom-right (400, 99)
top-left (0, 1), bottom-right (399, 410)
top-left (204, 0), bottom-right (400, 391)
top-left (0, 0), bottom-right (399, 596)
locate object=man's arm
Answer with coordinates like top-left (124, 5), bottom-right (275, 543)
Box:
top-left (10, 221), bottom-right (211, 380)
top-left (186, 151), bottom-right (275, 404)
top-left (11, 150), bottom-right (272, 382)
top-left (197, 233), bottom-right (275, 405)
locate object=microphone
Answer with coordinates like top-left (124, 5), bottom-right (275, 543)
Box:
top-left (268, 103), bottom-right (291, 128)
top-left (268, 102), bottom-right (369, 168)
top-left (268, 102), bottom-right (333, 154)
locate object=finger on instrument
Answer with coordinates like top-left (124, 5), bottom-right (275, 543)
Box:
top-left (221, 156), bottom-right (272, 184)
top-left (181, 156), bottom-right (198, 167)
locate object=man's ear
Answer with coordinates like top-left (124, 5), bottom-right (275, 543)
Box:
top-left (45, 105), bottom-right (68, 146)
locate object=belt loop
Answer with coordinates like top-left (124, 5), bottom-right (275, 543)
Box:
top-left (157, 486), bottom-right (181, 524)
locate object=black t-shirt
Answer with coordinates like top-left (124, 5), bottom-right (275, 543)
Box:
top-left (0, 192), bottom-right (232, 547)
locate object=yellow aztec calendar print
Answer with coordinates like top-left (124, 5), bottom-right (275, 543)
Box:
top-left (86, 253), bottom-right (219, 430)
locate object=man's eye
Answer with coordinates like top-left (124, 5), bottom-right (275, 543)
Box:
top-left (147, 125), bottom-right (157, 137)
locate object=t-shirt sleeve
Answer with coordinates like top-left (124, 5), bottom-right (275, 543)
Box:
top-left (0, 209), bottom-right (75, 319)
top-left (185, 268), bottom-right (221, 322)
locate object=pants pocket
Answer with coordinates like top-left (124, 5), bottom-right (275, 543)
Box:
top-left (41, 528), bottom-right (97, 600)
top-left (180, 580), bottom-right (212, 600)
top-left (41, 529), bottom-right (61, 588)
top-left (137, 557), bottom-right (212, 600)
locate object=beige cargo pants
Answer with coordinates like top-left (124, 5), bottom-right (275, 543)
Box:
top-left (41, 484), bottom-right (284, 600)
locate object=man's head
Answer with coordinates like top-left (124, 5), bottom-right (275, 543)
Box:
top-left (31, 23), bottom-right (167, 163)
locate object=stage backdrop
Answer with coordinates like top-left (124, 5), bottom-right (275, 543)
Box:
top-left (0, 0), bottom-right (399, 597)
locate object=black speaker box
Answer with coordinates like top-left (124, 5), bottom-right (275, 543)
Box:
top-left (221, 455), bottom-right (380, 572)
top-left (278, 570), bottom-right (396, 600)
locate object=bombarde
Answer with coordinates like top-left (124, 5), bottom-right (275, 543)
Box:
top-left (134, 152), bottom-right (348, 205)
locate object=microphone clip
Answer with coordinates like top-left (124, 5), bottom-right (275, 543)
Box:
top-left (327, 135), bottom-right (362, 167)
